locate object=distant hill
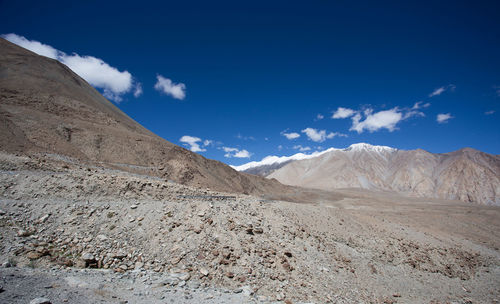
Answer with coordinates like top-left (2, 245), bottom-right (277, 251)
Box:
top-left (238, 143), bottom-right (500, 205)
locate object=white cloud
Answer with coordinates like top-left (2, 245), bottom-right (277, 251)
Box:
top-left (437, 113), bottom-right (453, 124)
top-left (301, 128), bottom-right (344, 142)
top-left (412, 101), bottom-right (430, 109)
top-left (222, 147), bottom-right (251, 158)
top-left (293, 145), bottom-right (311, 151)
top-left (180, 135), bottom-right (206, 152)
top-left (2, 33), bottom-right (135, 103)
top-left (62, 54), bottom-right (132, 99)
top-left (203, 139), bottom-right (213, 146)
top-left (281, 131), bottom-right (300, 140)
top-left (133, 83), bottom-right (143, 97)
top-left (429, 84), bottom-right (456, 97)
top-left (332, 107), bottom-right (356, 119)
top-left (2, 33), bottom-right (59, 59)
top-left (154, 75), bottom-right (186, 100)
top-left (277, 145), bottom-right (283, 151)
top-left (234, 150), bottom-right (251, 158)
top-left (485, 110), bottom-right (495, 115)
top-left (350, 108), bottom-right (403, 133)
top-left (316, 114), bottom-right (324, 120)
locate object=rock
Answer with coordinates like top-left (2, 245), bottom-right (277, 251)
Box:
top-left (27, 251), bottom-right (42, 260)
top-left (113, 251), bottom-right (127, 259)
top-left (17, 229), bottom-right (32, 237)
top-left (81, 252), bottom-right (95, 262)
top-left (253, 227), bottom-right (264, 234)
top-left (130, 204), bottom-right (138, 209)
top-left (179, 272), bottom-right (190, 281)
top-left (178, 280), bottom-right (186, 287)
top-left (241, 285), bottom-right (254, 296)
top-left (134, 262), bottom-right (144, 269)
top-left (97, 234), bottom-right (108, 241)
top-left (199, 267), bottom-right (209, 276)
top-left (39, 214), bottom-right (50, 223)
top-left (0, 209), bottom-right (5, 215)
top-left (29, 298), bottom-right (51, 304)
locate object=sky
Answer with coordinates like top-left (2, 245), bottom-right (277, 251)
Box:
top-left (1, 0), bottom-right (499, 165)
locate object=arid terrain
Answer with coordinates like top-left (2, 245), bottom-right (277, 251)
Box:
top-left (0, 152), bottom-right (499, 303)
top-left (1, 38), bottom-right (500, 304)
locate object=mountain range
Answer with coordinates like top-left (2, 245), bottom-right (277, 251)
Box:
top-left (236, 143), bottom-right (500, 205)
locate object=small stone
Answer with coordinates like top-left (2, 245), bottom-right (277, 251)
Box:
top-left (39, 214), bottom-right (50, 223)
top-left (130, 205), bottom-right (138, 209)
top-left (113, 251), bottom-right (127, 259)
top-left (253, 227), bottom-right (264, 234)
top-left (120, 264), bottom-right (128, 271)
top-left (134, 262), bottom-right (144, 269)
top-left (0, 209), bottom-right (5, 215)
top-left (178, 280), bottom-right (186, 287)
top-left (29, 298), bottom-right (51, 304)
top-left (17, 229), bottom-right (32, 237)
top-left (199, 268), bottom-right (209, 276)
top-left (26, 251), bottom-right (42, 260)
top-left (179, 272), bottom-right (190, 281)
top-left (81, 253), bottom-right (95, 262)
top-left (197, 211), bottom-right (205, 217)
top-left (97, 234), bottom-right (108, 241)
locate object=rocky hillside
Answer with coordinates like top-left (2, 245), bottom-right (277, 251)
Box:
top-left (252, 143), bottom-right (500, 205)
top-left (1, 152), bottom-right (499, 303)
top-left (0, 38), bottom-right (291, 197)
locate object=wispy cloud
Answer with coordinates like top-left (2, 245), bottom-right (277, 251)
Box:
top-left (281, 130), bottom-right (300, 140)
top-left (301, 128), bottom-right (345, 142)
top-left (222, 147), bottom-right (251, 158)
top-left (485, 110), bottom-right (495, 115)
top-left (236, 134), bottom-right (256, 141)
top-left (494, 85), bottom-right (500, 97)
top-left (315, 114), bottom-right (324, 120)
top-left (412, 101), bottom-right (430, 109)
top-left (179, 135), bottom-right (206, 152)
top-left (154, 75), bottom-right (186, 100)
top-left (332, 107), bottom-right (356, 119)
top-left (293, 145), bottom-right (311, 151)
top-left (429, 84), bottom-right (456, 97)
top-left (437, 113), bottom-right (453, 123)
top-left (133, 83), bottom-right (143, 98)
top-left (2, 33), bottom-right (136, 103)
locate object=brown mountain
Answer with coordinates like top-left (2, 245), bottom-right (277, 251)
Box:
top-left (267, 143), bottom-right (500, 205)
top-left (0, 38), bottom-right (290, 196)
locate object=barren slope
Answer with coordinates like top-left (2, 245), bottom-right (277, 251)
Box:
top-left (1, 152), bottom-right (499, 303)
top-left (269, 144), bottom-right (500, 204)
top-left (0, 38), bottom-right (290, 197)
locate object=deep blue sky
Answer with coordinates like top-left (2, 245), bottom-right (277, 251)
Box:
top-left (1, 0), bottom-right (499, 165)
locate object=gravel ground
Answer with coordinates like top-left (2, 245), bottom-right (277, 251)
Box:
top-left (1, 152), bottom-right (499, 303)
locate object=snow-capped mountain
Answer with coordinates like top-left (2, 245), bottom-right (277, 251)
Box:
top-left (236, 143), bottom-right (500, 205)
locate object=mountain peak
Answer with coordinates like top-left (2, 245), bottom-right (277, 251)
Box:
top-left (345, 143), bottom-right (397, 153)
